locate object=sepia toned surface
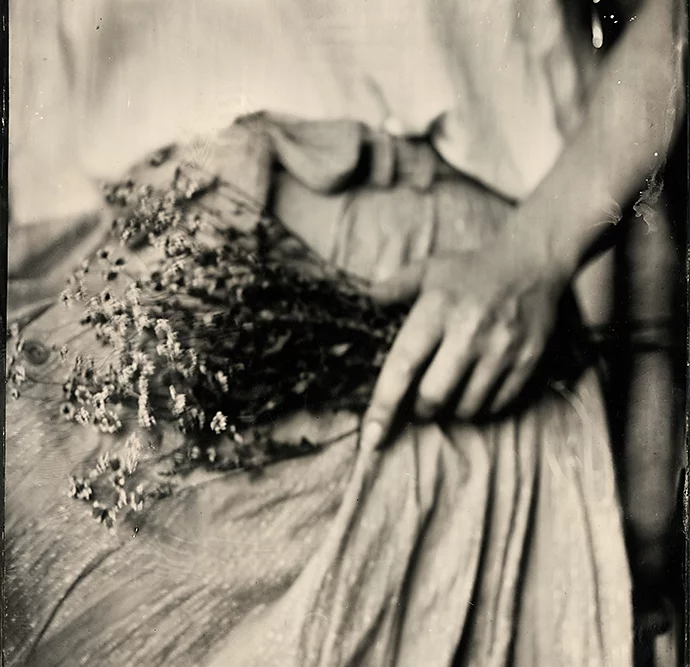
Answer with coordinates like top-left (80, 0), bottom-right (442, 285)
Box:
top-left (7, 122), bottom-right (633, 665)
top-left (6, 1), bottom-right (685, 666)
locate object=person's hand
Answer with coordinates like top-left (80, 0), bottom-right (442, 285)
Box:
top-left (360, 237), bottom-right (571, 451)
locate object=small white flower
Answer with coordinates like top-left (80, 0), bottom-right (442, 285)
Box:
top-left (98, 411), bottom-right (122, 434)
top-left (132, 306), bottom-right (152, 333)
top-left (168, 386), bottom-right (187, 416)
top-left (74, 385), bottom-right (91, 404)
top-left (155, 333), bottom-right (183, 362)
top-left (129, 492), bottom-right (144, 512)
top-left (210, 411), bottom-right (228, 434)
top-left (111, 314), bottom-right (129, 338)
top-left (95, 451), bottom-right (111, 474)
top-left (123, 432), bottom-right (143, 473)
top-left (116, 487), bottom-right (128, 509)
top-left (215, 371), bottom-right (229, 393)
top-left (12, 365), bottom-right (26, 384)
top-left (133, 352), bottom-right (155, 376)
top-left (70, 477), bottom-right (93, 501)
top-left (154, 319), bottom-right (172, 338)
top-left (67, 477), bottom-right (79, 498)
top-left (74, 407), bottom-right (91, 426)
top-left (125, 285), bottom-right (142, 306)
top-left (137, 377), bottom-right (156, 428)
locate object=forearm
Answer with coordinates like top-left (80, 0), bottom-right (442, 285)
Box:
top-left (505, 0), bottom-right (686, 276)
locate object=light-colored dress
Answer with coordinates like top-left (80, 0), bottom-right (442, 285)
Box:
top-left (7, 3), bottom-right (633, 666)
top-left (10, 0), bottom-right (591, 222)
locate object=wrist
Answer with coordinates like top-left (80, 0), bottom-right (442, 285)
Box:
top-left (502, 183), bottom-right (624, 283)
top-left (496, 210), bottom-right (578, 287)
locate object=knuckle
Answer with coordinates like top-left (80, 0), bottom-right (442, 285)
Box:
top-left (519, 341), bottom-right (543, 366)
top-left (389, 350), bottom-right (417, 379)
top-left (369, 390), bottom-right (396, 417)
top-left (514, 355), bottom-right (533, 373)
top-left (493, 324), bottom-right (519, 353)
top-left (422, 288), bottom-right (451, 311)
top-left (372, 370), bottom-right (400, 402)
top-left (445, 307), bottom-right (468, 330)
top-left (461, 299), bottom-right (483, 321)
top-left (501, 297), bottom-right (521, 323)
top-left (446, 306), bottom-right (480, 338)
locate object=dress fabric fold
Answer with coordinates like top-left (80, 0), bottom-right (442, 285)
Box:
top-left (6, 118), bottom-right (633, 667)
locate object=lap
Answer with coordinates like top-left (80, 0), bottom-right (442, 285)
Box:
top-left (6, 120), bottom-right (634, 666)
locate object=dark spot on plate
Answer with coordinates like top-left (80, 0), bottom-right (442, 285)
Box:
top-left (22, 340), bottom-right (51, 366)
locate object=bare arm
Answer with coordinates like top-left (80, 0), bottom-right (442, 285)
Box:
top-left (510, 0), bottom-right (686, 276)
top-left (361, 0), bottom-right (687, 450)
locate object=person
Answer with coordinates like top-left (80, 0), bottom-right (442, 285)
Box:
top-left (356, 0), bottom-right (687, 632)
top-left (6, 0), bottom-right (686, 665)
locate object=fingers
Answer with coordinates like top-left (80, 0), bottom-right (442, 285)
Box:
top-left (453, 326), bottom-right (520, 419)
top-left (414, 310), bottom-right (480, 419)
top-left (369, 260), bottom-right (426, 305)
top-left (488, 342), bottom-right (542, 414)
top-left (361, 291), bottom-right (446, 451)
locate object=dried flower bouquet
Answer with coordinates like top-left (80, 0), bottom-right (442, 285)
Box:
top-left (7, 155), bottom-right (407, 528)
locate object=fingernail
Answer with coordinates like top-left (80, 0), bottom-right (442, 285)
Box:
top-left (360, 420), bottom-right (383, 452)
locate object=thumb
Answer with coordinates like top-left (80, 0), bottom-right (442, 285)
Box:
top-left (368, 260), bottom-right (426, 305)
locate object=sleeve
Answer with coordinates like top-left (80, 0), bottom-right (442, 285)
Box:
top-left (9, 1), bottom-right (104, 225)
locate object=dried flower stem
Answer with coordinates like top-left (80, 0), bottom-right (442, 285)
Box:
top-left (12, 157), bottom-right (407, 528)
